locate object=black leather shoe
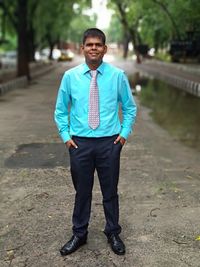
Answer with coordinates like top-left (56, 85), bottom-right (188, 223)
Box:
top-left (60, 235), bottom-right (87, 256)
top-left (107, 234), bottom-right (126, 255)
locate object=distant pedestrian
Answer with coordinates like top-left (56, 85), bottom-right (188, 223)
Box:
top-left (54, 28), bottom-right (137, 256)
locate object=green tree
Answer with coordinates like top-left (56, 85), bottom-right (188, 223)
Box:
top-left (67, 15), bottom-right (97, 44)
top-left (106, 15), bottom-right (123, 44)
top-left (34, 0), bottom-right (74, 59)
top-left (0, 0), bottom-right (30, 78)
top-left (108, 0), bottom-right (200, 61)
top-left (0, 0), bottom-right (92, 78)
top-left (108, 0), bottom-right (144, 61)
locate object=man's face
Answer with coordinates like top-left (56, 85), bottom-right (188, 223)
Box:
top-left (81, 37), bottom-right (107, 65)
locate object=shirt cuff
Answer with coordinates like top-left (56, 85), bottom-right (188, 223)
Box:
top-left (60, 132), bottom-right (71, 143)
top-left (120, 128), bottom-right (132, 140)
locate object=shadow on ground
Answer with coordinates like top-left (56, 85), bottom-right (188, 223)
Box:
top-left (4, 143), bottom-right (69, 168)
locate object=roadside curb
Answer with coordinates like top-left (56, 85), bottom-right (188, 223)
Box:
top-left (135, 62), bottom-right (200, 97)
top-left (146, 59), bottom-right (200, 75)
top-left (0, 63), bottom-right (56, 95)
top-left (0, 76), bottom-right (27, 95)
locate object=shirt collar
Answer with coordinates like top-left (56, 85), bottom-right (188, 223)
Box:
top-left (82, 61), bottom-right (105, 75)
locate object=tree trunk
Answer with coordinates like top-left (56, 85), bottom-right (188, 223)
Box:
top-left (129, 28), bottom-right (141, 64)
top-left (17, 0), bottom-right (30, 79)
top-left (28, 24), bottom-right (36, 62)
top-left (116, 2), bottom-right (141, 63)
top-left (27, 1), bottom-right (38, 62)
top-left (49, 44), bottom-right (54, 60)
top-left (123, 30), bottom-right (130, 58)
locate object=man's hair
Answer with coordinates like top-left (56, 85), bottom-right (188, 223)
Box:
top-left (82, 28), bottom-right (106, 45)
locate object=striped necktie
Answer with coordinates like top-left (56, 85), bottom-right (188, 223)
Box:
top-left (88, 70), bottom-right (100, 129)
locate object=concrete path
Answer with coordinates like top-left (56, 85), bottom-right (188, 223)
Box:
top-left (0, 60), bottom-right (200, 267)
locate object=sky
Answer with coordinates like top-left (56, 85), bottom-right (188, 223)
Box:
top-left (91, 0), bottom-right (113, 29)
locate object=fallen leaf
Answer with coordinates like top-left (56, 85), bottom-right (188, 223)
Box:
top-left (195, 235), bottom-right (200, 241)
top-left (5, 250), bottom-right (14, 261)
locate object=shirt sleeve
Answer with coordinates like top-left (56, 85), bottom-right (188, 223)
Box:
top-left (54, 72), bottom-right (71, 143)
top-left (118, 72), bottom-right (137, 139)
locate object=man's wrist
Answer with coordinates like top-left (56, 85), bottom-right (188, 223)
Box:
top-left (61, 132), bottom-right (71, 144)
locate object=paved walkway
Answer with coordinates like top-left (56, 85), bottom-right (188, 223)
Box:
top-left (0, 60), bottom-right (200, 266)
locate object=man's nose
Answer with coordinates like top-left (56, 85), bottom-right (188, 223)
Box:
top-left (91, 44), bottom-right (97, 49)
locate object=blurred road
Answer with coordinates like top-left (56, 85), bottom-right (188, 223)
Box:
top-left (0, 59), bottom-right (200, 267)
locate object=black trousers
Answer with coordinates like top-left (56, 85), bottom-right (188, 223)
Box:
top-left (69, 134), bottom-right (122, 238)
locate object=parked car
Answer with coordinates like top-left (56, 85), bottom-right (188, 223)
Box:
top-left (58, 49), bottom-right (74, 62)
top-left (0, 51), bottom-right (17, 68)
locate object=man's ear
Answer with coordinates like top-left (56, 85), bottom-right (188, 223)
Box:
top-left (80, 44), bottom-right (85, 55)
top-left (104, 45), bottom-right (108, 54)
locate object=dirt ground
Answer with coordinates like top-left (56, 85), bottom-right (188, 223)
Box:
top-left (0, 59), bottom-right (200, 267)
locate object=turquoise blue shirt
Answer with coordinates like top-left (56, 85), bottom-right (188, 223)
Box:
top-left (54, 61), bottom-right (137, 143)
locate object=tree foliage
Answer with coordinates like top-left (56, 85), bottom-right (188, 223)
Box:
top-left (65, 3), bottom-right (97, 45)
top-left (108, 0), bottom-right (200, 58)
top-left (34, 0), bottom-right (74, 51)
top-left (0, 0), bottom-right (92, 77)
top-left (106, 15), bottom-right (123, 44)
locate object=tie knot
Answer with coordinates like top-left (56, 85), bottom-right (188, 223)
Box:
top-left (90, 70), bottom-right (97, 78)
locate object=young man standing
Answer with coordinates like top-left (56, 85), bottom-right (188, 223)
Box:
top-left (54, 28), bottom-right (137, 256)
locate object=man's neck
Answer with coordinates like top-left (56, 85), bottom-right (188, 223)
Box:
top-left (86, 60), bottom-right (103, 70)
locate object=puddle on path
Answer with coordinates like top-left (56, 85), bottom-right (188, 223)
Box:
top-left (5, 143), bottom-right (69, 168)
top-left (129, 72), bottom-right (200, 151)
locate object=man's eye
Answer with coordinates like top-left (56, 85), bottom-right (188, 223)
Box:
top-left (86, 44), bottom-right (103, 47)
